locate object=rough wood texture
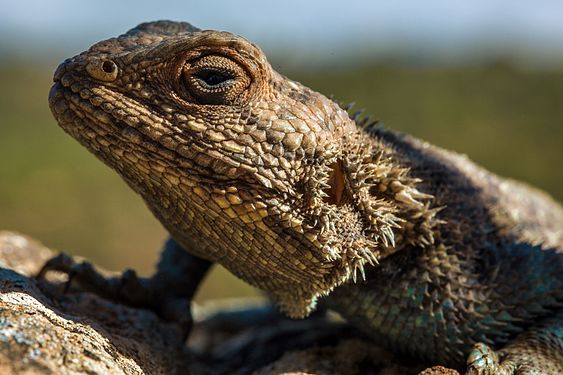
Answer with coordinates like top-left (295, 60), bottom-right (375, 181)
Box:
top-left (0, 231), bottom-right (193, 374)
top-left (0, 231), bottom-right (460, 374)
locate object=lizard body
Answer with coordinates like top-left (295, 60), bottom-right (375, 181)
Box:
top-left (48, 21), bottom-right (563, 373)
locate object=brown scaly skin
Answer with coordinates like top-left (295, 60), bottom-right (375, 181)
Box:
top-left (46, 21), bottom-right (563, 373)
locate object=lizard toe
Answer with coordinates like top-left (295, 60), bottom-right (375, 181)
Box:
top-left (466, 343), bottom-right (517, 375)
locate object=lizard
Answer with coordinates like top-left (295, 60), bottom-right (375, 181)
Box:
top-left (43, 20), bottom-right (563, 374)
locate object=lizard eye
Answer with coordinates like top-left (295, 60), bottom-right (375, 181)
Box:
top-left (195, 69), bottom-right (233, 88)
top-left (182, 54), bottom-right (251, 105)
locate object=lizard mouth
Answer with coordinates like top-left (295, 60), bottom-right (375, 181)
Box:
top-left (50, 75), bottom-right (189, 172)
top-left (50, 81), bottom-right (142, 160)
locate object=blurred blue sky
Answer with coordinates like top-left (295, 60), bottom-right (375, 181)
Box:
top-left (2, 0), bottom-right (563, 66)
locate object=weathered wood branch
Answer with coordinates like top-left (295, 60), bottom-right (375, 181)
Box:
top-left (0, 231), bottom-right (457, 374)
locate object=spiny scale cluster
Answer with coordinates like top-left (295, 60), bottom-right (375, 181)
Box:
top-left (345, 130), bottom-right (440, 277)
top-left (295, 102), bottom-right (442, 290)
top-left (347, 106), bottom-right (443, 243)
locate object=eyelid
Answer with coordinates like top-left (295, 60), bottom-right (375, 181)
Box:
top-left (180, 54), bottom-right (251, 105)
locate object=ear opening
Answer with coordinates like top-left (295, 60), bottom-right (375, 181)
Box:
top-left (323, 160), bottom-right (351, 207)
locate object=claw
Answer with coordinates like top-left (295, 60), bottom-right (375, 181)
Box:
top-left (35, 240), bottom-right (212, 341)
top-left (36, 252), bottom-right (76, 279)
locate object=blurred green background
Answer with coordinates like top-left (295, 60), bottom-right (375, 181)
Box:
top-left (1, 1), bottom-right (562, 303)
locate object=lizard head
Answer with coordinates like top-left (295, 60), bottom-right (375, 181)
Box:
top-left (49, 21), bottom-right (437, 318)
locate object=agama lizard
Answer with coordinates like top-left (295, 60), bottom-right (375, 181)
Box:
top-left (44, 21), bottom-right (563, 374)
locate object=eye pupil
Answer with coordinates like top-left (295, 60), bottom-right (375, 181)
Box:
top-left (197, 70), bottom-right (231, 87)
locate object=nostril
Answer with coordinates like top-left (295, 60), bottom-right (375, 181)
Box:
top-left (86, 59), bottom-right (118, 82)
top-left (102, 60), bottom-right (116, 74)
